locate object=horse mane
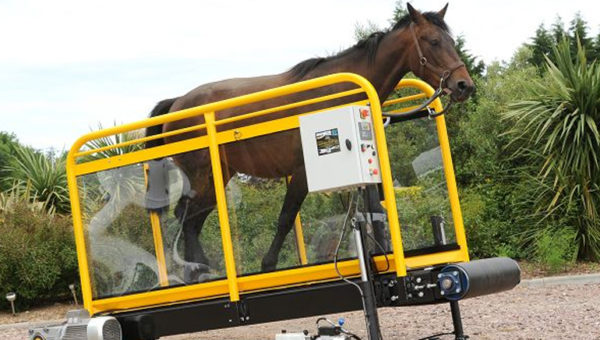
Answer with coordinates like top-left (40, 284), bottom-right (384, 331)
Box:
top-left (289, 11), bottom-right (449, 80)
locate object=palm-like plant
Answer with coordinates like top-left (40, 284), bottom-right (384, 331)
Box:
top-left (81, 122), bottom-right (143, 161)
top-left (2, 146), bottom-right (70, 213)
top-left (503, 38), bottom-right (600, 260)
top-left (0, 182), bottom-right (55, 215)
top-left (80, 123), bottom-right (146, 206)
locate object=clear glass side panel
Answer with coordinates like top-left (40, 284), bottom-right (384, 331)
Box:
top-left (224, 175), bottom-right (358, 275)
top-left (385, 118), bottom-right (457, 252)
top-left (77, 149), bottom-right (227, 299)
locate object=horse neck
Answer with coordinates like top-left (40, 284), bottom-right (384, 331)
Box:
top-left (298, 28), bottom-right (413, 102)
top-left (366, 29), bottom-right (413, 101)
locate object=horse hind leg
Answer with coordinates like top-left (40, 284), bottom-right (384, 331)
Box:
top-left (261, 167), bottom-right (308, 272)
top-left (174, 165), bottom-right (236, 283)
top-left (174, 192), bottom-right (215, 283)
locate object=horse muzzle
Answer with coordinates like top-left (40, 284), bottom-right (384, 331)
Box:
top-left (448, 78), bottom-right (475, 102)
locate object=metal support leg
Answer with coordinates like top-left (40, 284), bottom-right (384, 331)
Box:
top-left (352, 217), bottom-right (382, 340)
top-left (450, 300), bottom-right (468, 340)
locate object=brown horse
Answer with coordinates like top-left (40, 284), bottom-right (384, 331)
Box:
top-left (145, 4), bottom-right (474, 281)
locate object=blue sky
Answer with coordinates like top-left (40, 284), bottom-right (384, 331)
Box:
top-left (2, 0), bottom-right (599, 151)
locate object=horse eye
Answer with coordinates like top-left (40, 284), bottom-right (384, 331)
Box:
top-left (430, 39), bottom-right (440, 46)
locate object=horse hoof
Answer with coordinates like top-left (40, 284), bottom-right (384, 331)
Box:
top-left (261, 260), bottom-right (277, 273)
top-left (183, 262), bottom-right (211, 283)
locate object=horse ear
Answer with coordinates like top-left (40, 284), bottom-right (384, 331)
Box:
top-left (407, 3), bottom-right (424, 24)
top-left (437, 3), bottom-right (449, 19)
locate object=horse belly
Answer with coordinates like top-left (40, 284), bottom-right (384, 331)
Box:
top-left (224, 129), bottom-right (302, 178)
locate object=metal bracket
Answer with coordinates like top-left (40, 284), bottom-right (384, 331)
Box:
top-left (236, 300), bottom-right (250, 323)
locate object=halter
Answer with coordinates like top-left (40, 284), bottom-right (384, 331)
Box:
top-left (382, 23), bottom-right (467, 121)
top-left (409, 22), bottom-right (465, 92)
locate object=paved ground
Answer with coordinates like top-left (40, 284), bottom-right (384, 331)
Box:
top-left (3, 278), bottom-right (599, 340)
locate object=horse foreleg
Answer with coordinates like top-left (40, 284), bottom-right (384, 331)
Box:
top-left (261, 167), bottom-right (308, 272)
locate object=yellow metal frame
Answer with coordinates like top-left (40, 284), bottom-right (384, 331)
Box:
top-left (143, 163), bottom-right (169, 287)
top-left (384, 79), bottom-right (470, 266)
top-left (66, 73), bottom-right (469, 315)
top-left (287, 176), bottom-right (308, 265)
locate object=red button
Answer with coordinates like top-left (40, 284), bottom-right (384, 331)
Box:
top-left (368, 158), bottom-right (373, 164)
top-left (360, 109), bottom-right (369, 119)
top-left (373, 169), bottom-right (379, 175)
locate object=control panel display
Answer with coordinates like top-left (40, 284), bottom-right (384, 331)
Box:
top-left (358, 122), bottom-right (373, 140)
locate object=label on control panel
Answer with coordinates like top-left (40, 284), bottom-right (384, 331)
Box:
top-left (315, 128), bottom-right (341, 156)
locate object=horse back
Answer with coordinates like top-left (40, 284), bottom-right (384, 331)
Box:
top-left (164, 73), bottom-right (305, 178)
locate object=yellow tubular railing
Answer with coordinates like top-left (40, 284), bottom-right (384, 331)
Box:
top-left (205, 112), bottom-right (240, 302)
top-left (67, 73), bottom-right (468, 315)
top-left (143, 163), bottom-right (169, 287)
top-left (75, 124), bottom-right (208, 158)
top-left (382, 92), bottom-right (427, 107)
top-left (286, 176), bottom-right (308, 266)
top-left (215, 88), bottom-right (365, 127)
top-left (382, 79), bottom-right (469, 267)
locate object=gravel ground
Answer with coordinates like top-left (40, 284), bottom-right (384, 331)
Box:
top-left (2, 283), bottom-right (599, 339)
top-left (162, 284), bottom-right (600, 340)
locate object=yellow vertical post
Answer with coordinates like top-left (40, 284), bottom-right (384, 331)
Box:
top-left (149, 212), bottom-right (170, 286)
top-left (367, 95), bottom-right (407, 277)
top-left (293, 215), bottom-right (308, 265)
top-left (286, 176), bottom-right (308, 265)
top-left (205, 112), bottom-right (240, 302)
top-left (433, 114), bottom-right (470, 262)
top-left (143, 163), bottom-right (170, 287)
top-left (66, 155), bottom-right (94, 312)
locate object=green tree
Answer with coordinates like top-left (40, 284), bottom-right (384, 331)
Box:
top-left (354, 0), bottom-right (406, 41)
top-left (568, 13), bottom-right (594, 60)
top-left (503, 38), bottom-right (600, 260)
top-left (0, 132), bottom-right (19, 191)
top-left (528, 24), bottom-right (555, 69)
top-left (449, 48), bottom-right (542, 258)
top-left (551, 16), bottom-right (566, 43)
top-left (455, 35), bottom-right (485, 78)
top-left (354, 20), bottom-right (381, 41)
top-left (389, 0), bottom-right (408, 25)
top-left (592, 33), bottom-right (600, 60)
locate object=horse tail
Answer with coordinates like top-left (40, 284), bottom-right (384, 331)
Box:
top-left (145, 97), bottom-right (178, 148)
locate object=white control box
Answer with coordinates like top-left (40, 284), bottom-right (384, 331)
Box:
top-left (299, 105), bottom-right (382, 193)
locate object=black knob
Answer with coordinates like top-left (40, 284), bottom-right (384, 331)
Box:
top-left (345, 139), bottom-right (352, 151)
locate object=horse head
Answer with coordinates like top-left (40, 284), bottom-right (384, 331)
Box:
top-left (405, 3), bottom-right (474, 102)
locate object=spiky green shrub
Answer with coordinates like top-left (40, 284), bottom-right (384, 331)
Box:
top-left (81, 123), bottom-right (143, 161)
top-left (0, 183), bottom-right (54, 215)
top-left (2, 146), bottom-right (69, 213)
top-left (503, 38), bottom-right (600, 260)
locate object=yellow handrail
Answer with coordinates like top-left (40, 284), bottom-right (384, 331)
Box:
top-left (382, 92), bottom-right (427, 107)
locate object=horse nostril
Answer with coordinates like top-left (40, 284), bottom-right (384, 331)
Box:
top-left (457, 80), bottom-right (468, 91)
